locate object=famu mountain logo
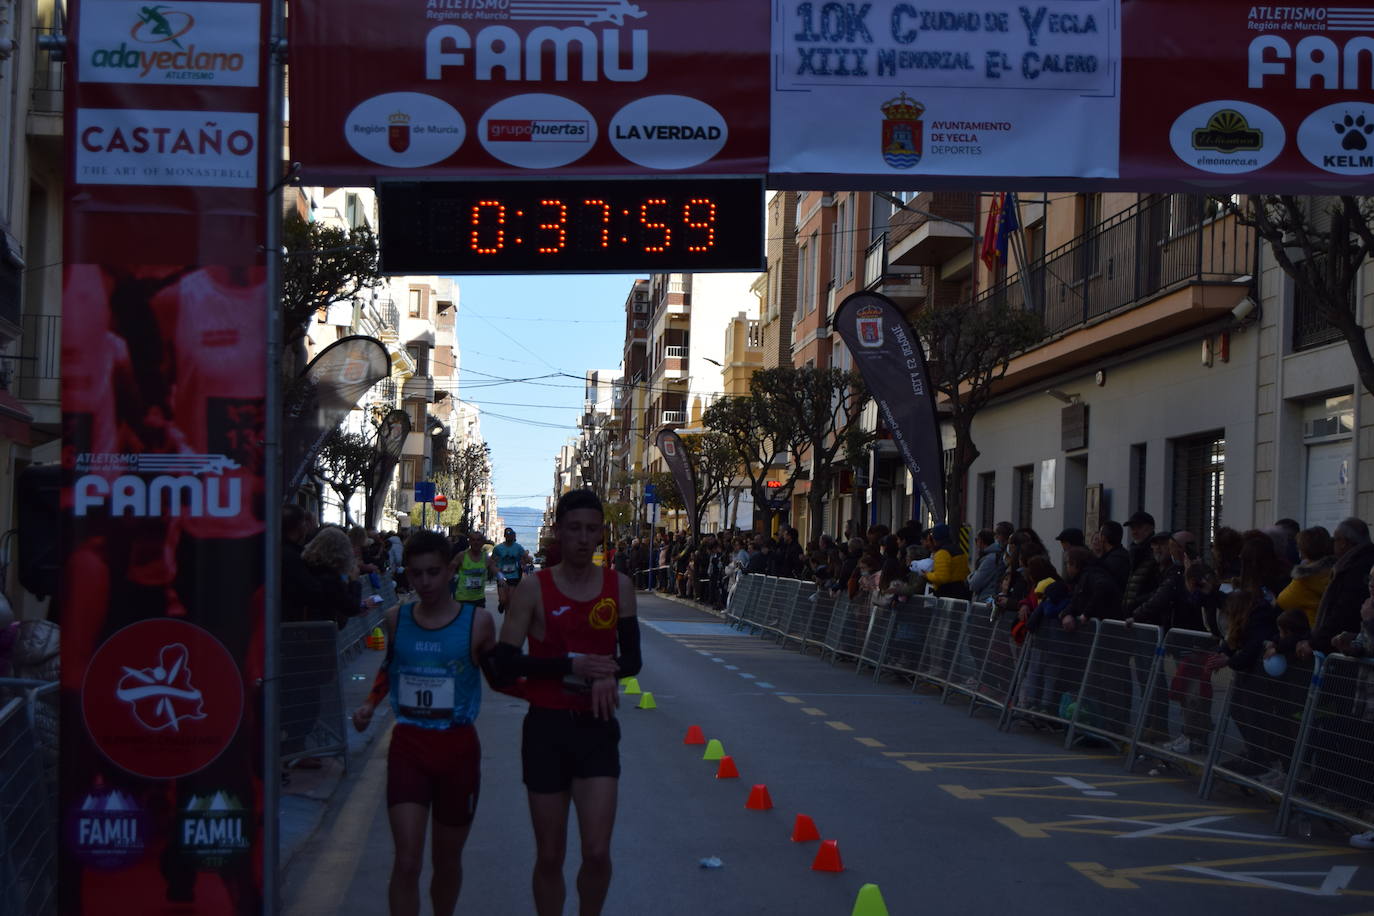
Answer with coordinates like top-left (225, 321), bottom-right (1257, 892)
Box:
top-left (79, 1), bottom-right (261, 87)
top-left (176, 791), bottom-right (251, 867)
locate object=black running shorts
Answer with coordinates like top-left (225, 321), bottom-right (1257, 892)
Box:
top-left (521, 707), bottom-right (621, 793)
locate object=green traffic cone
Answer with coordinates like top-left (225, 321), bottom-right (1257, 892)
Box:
top-left (702, 738), bottom-right (725, 761)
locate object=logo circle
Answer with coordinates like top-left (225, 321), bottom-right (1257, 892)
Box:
top-left (609, 95), bottom-right (728, 170)
top-left (589, 598), bottom-right (618, 630)
top-left (1168, 100), bottom-right (1284, 174)
top-left (478, 94), bottom-right (597, 169)
top-left (131, 10), bottom-right (194, 44)
top-left (83, 619), bottom-right (244, 780)
top-left (345, 92), bottom-right (466, 168)
top-left (1297, 102), bottom-right (1374, 175)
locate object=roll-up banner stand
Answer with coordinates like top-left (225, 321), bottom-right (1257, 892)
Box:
top-left (59, 0), bottom-right (277, 912)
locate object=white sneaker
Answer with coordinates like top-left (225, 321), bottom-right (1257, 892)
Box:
top-left (1351, 830), bottom-right (1374, 850)
top-left (1163, 735), bottom-right (1194, 754)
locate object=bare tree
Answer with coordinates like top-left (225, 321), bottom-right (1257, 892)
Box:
top-left (436, 440), bottom-right (492, 533)
top-left (1227, 195), bottom-right (1374, 396)
top-left (912, 300), bottom-right (1043, 531)
top-left (680, 430), bottom-right (738, 534)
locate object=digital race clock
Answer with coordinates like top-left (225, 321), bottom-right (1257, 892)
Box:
top-left (378, 178), bottom-right (764, 275)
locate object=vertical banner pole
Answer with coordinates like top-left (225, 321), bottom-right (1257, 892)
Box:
top-left (262, 0), bottom-right (287, 909)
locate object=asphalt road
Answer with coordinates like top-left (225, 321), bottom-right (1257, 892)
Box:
top-left (280, 591), bottom-right (1374, 915)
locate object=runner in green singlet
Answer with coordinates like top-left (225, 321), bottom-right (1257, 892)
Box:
top-left (452, 532), bottom-right (500, 608)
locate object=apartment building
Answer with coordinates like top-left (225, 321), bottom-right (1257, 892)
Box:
top-left (759, 191), bottom-right (799, 369)
top-left (614, 279), bottom-right (650, 485)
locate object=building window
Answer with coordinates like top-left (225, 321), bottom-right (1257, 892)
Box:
top-left (400, 457), bottom-right (416, 486)
top-left (1013, 465), bottom-right (1034, 530)
top-left (408, 288), bottom-right (422, 318)
top-left (1172, 431), bottom-right (1225, 554)
top-left (1292, 255), bottom-right (1354, 352)
top-left (406, 344), bottom-right (429, 376)
top-left (409, 401), bottom-right (426, 430)
top-left (979, 472), bottom-right (996, 531)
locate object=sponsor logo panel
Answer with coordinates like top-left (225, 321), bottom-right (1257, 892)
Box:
top-left (1297, 101), bottom-right (1374, 175)
top-left (345, 92), bottom-right (466, 167)
top-left (1168, 100), bottom-right (1285, 174)
top-left (75, 109), bottom-right (259, 188)
top-left (609, 95), bottom-right (727, 169)
top-left (64, 787), bottom-right (152, 870)
top-left (478, 93), bottom-right (598, 167)
top-left (73, 452), bottom-right (245, 518)
top-left (78, 1), bottom-right (261, 86)
top-left (176, 791), bottom-right (251, 867)
top-left (82, 619), bottom-right (244, 779)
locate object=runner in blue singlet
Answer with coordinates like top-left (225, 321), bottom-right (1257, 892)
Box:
top-left (493, 527), bottom-right (532, 614)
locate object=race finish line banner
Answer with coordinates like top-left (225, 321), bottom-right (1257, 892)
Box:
top-left (288, 0), bottom-right (770, 182)
top-left (60, 0), bottom-right (270, 913)
top-left (770, 0), bottom-right (1374, 190)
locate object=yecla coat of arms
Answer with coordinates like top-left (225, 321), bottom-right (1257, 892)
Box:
top-left (881, 93), bottom-right (924, 170)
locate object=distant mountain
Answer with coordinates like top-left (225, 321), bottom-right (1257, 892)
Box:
top-left (500, 506), bottom-right (545, 545)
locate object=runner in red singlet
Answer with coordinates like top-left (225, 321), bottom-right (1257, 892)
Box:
top-left (483, 488), bottom-right (641, 916)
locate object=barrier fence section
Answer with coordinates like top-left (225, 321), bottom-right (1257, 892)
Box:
top-left (280, 621), bottom-right (350, 767)
top-left (0, 679), bottom-right (58, 916)
top-left (722, 574), bottom-right (1374, 838)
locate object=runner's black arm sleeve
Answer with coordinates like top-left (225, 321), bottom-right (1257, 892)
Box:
top-left (615, 617), bottom-right (642, 679)
top-left (481, 642), bottom-right (574, 688)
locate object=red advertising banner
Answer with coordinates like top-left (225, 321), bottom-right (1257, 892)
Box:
top-left (60, 1), bottom-right (270, 913)
top-left (288, 0), bottom-right (770, 181)
top-left (1122, 0), bottom-right (1374, 188)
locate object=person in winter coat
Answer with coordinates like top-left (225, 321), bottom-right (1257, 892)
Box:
top-left (1206, 587), bottom-right (1284, 784)
top-left (1121, 511), bottom-right (1160, 617)
top-left (1128, 534), bottom-right (1188, 630)
top-left (1276, 526), bottom-right (1335, 629)
top-left (967, 529), bottom-right (1004, 603)
top-left (1061, 547), bottom-right (1124, 628)
top-left (925, 524), bottom-right (971, 599)
top-left (1294, 518), bottom-right (1374, 658)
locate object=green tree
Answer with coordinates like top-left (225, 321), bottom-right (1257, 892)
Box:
top-left (702, 394), bottom-right (784, 532)
top-left (646, 470), bottom-right (684, 531)
top-left (751, 366), bottom-right (874, 543)
top-left (281, 212), bottom-right (383, 377)
top-left (912, 299), bottom-right (1043, 530)
top-left (314, 427), bottom-right (377, 527)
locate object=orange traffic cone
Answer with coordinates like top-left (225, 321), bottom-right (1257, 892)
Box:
top-left (684, 725), bottom-right (706, 745)
top-left (811, 839), bottom-right (844, 872)
top-left (791, 814), bottom-right (820, 842)
top-left (745, 784), bottom-right (773, 810)
top-left (715, 756), bottom-right (740, 779)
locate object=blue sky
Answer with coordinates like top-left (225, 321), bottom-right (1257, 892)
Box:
top-left (451, 274), bottom-right (638, 512)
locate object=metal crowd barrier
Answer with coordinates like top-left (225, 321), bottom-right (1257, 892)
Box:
top-left (724, 574), bottom-right (1374, 840)
top-left (0, 680), bottom-right (58, 916)
top-left (280, 622), bottom-right (350, 768)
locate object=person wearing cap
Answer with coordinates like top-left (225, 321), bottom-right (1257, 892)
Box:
top-left (493, 527), bottom-right (533, 614)
top-left (1055, 528), bottom-right (1085, 558)
top-left (924, 524), bottom-right (971, 599)
top-left (1122, 511), bottom-right (1159, 618)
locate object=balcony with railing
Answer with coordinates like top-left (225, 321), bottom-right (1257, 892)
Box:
top-left (983, 194), bottom-right (1254, 389)
top-left (660, 409), bottom-right (685, 425)
top-left (887, 192), bottom-right (976, 267)
top-left (864, 233), bottom-right (926, 310)
top-left (29, 26), bottom-right (64, 142)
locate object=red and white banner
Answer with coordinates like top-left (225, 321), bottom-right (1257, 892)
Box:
top-left (288, 0), bottom-right (770, 181)
top-left (60, 1), bottom-right (269, 913)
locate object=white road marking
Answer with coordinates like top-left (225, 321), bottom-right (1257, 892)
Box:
top-left (725, 665), bottom-right (739, 670)
top-left (1054, 776), bottom-right (1117, 797)
top-left (1071, 814), bottom-right (1275, 840)
top-left (712, 658), bottom-right (725, 663)
top-left (1173, 865), bottom-right (1358, 897)
top-left (738, 673), bottom-right (755, 679)
top-left (697, 650), bottom-right (712, 656)
top-left (756, 682), bottom-right (775, 689)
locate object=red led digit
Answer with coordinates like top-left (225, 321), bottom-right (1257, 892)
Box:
top-left (583, 199), bottom-right (611, 249)
top-left (470, 199), bottom-right (506, 254)
top-left (640, 198), bottom-right (670, 253)
top-left (683, 198), bottom-right (717, 252)
top-left (536, 199), bottom-right (568, 254)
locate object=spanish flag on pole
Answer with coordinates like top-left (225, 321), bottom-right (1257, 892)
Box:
top-left (979, 192), bottom-right (1020, 273)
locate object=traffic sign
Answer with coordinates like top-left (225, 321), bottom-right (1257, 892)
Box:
top-left (644, 483), bottom-right (658, 505)
top-left (433, 494), bottom-right (448, 512)
top-left (414, 481), bottom-right (435, 503)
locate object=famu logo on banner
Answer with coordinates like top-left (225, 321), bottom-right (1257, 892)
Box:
top-left (78, 1), bottom-right (262, 86)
